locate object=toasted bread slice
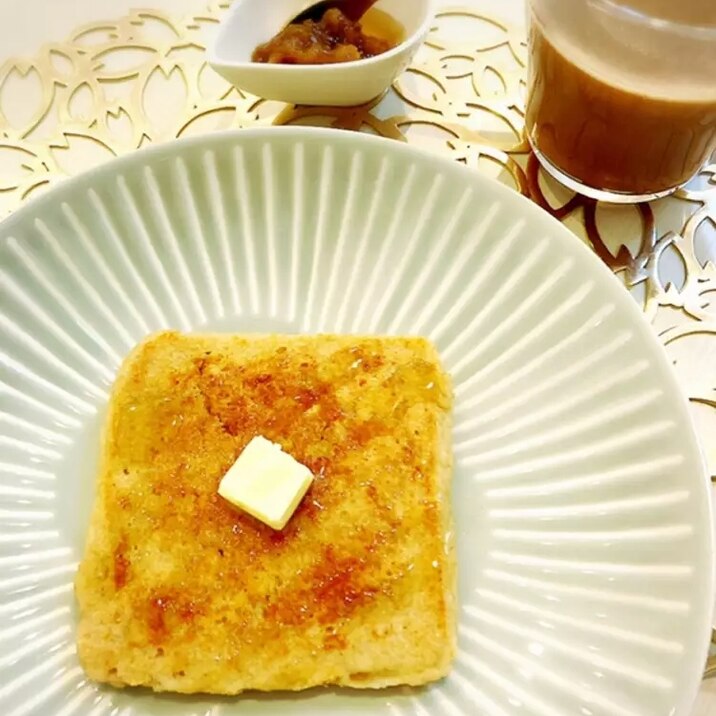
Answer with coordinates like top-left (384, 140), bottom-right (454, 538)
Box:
top-left (75, 331), bottom-right (455, 694)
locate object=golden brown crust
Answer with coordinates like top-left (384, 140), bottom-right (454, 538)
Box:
top-left (75, 332), bottom-right (455, 694)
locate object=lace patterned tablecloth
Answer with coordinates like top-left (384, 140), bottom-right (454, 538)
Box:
top-left (1, 0), bottom-right (714, 711)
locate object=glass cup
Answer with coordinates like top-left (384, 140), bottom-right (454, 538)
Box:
top-left (525, 0), bottom-right (716, 203)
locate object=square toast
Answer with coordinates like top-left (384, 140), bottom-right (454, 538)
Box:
top-left (75, 331), bottom-right (455, 694)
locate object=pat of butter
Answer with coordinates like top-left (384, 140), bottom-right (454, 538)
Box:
top-left (218, 436), bottom-right (314, 530)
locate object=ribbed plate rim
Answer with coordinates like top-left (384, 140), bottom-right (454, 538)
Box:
top-left (0, 126), bottom-right (713, 715)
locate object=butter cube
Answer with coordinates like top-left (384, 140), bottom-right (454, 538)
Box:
top-left (218, 436), bottom-right (314, 530)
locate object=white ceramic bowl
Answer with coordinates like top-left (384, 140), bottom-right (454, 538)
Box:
top-left (207, 0), bottom-right (434, 106)
top-left (0, 127), bottom-right (713, 716)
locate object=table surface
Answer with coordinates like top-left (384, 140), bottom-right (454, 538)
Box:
top-left (0, 0), bottom-right (714, 713)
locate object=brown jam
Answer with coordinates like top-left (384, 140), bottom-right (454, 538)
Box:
top-left (252, 8), bottom-right (403, 65)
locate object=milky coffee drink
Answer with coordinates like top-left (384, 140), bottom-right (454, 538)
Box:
top-left (526, 0), bottom-right (716, 197)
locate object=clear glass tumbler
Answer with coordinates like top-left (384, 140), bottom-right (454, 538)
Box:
top-left (525, 0), bottom-right (716, 203)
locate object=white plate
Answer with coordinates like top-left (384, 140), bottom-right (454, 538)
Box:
top-left (0, 128), bottom-right (712, 716)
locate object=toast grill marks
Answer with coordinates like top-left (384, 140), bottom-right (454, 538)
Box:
top-left (76, 332), bottom-right (455, 693)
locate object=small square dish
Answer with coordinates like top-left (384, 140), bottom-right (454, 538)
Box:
top-left (207, 0), bottom-right (434, 106)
